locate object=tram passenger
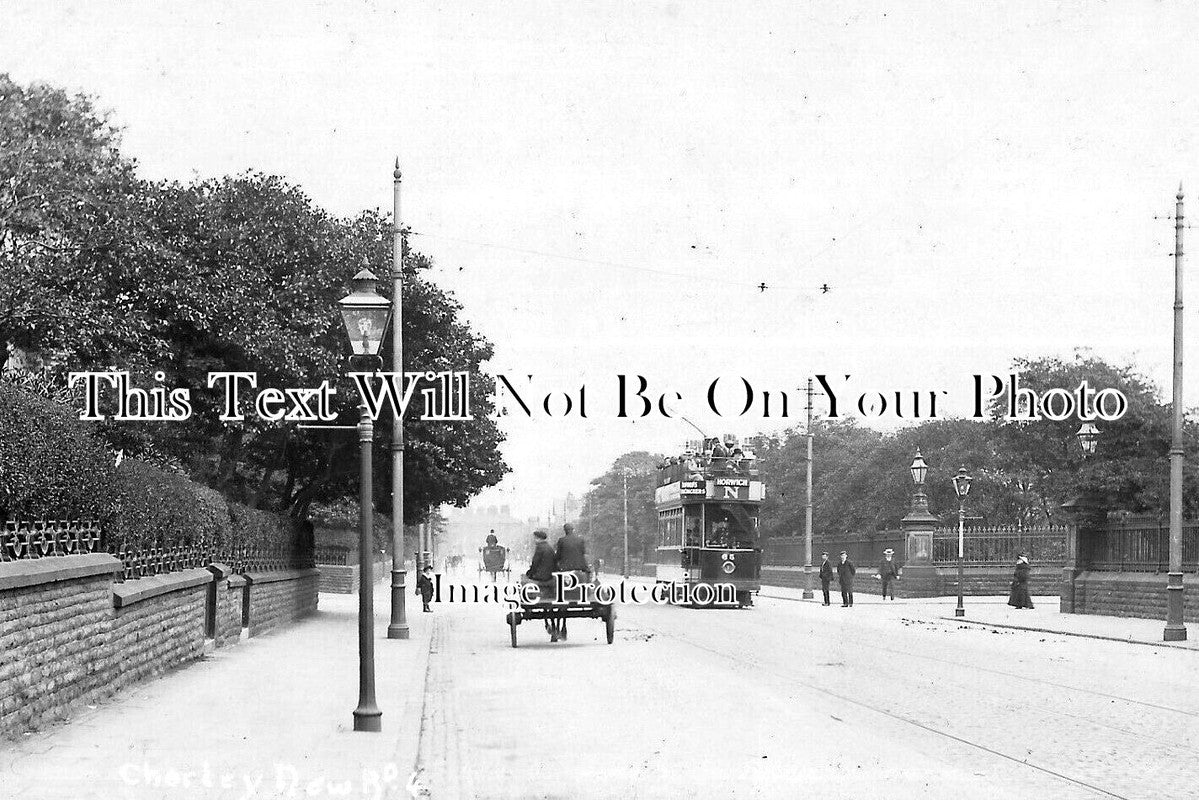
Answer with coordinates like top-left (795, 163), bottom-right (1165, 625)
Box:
top-left (525, 530), bottom-right (555, 582)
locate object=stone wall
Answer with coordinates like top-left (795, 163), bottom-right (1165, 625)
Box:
top-left (318, 557), bottom-right (389, 594)
top-left (0, 555), bottom-right (120, 733)
top-left (244, 569), bottom-right (320, 637)
top-left (0, 555), bottom-right (321, 738)
top-left (1073, 571), bottom-right (1199, 623)
top-left (760, 564), bottom-right (1059, 598)
top-left (109, 569), bottom-right (212, 691)
top-left (215, 573), bottom-right (245, 648)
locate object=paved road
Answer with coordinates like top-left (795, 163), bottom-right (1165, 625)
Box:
top-left (414, 578), bottom-right (1199, 799)
top-left (4, 579), bottom-right (1198, 800)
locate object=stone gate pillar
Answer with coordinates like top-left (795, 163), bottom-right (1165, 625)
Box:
top-left (1059, 493), bottom-right (1104, 614)
top-left (900, 484), bottom-right (943, 597)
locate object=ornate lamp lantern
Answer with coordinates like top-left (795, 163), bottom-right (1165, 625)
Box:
top-left (1076, 422), bottom-right (1100, 458)
top-left (338, 269), bottom-right (391, 361)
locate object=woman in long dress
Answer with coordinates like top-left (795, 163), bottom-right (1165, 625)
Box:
top-left (1007, 553), bottom-right (1034, 609)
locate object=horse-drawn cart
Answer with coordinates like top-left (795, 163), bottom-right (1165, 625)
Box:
top-left (505, 573), bottom-right (616, 647)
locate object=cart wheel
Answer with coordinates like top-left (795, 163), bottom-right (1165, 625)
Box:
top-left (605, 604), bottom-right (616, 644)
top-left (508, 611), bottom-right (519, 648)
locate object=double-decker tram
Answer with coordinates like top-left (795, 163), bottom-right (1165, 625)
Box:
top-left (654, 435), bottom-right (763, 608)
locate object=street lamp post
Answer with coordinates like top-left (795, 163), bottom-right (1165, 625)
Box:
top-left (622, 468), bottom-right (630, 579)
top-left (338, 269), bottom-right (391, 733)
top-left (951, 467), bottom-right (972, 619)
top-left (1165, 185), bottom-right (1188, 642)
top-left (388, 161), bottom-right (410, 640)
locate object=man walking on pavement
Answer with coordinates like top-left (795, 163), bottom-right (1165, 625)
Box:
top-left (876, 548), bottom-right (899, 600)
top-left (819, 551), bottom-right (834, 606)
top-left (837, 551), bottom-right (856, 607)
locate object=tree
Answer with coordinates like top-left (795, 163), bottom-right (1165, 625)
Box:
top-left (0, 74), bottom-right (510, 525)
top-left (576, 452), bottom-right (662, 567)
top-left (0, 74), bottom-right (171, 368)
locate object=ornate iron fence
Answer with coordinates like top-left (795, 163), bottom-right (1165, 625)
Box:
top-left (314, 545), bottom-right (352, 566)
top-left (0, 518), bottom-right (313, 580)
top-left (932, 525), bottom-right (1067, 566)
top-left (1085, 517), bottom-right (1199, 572)
top-left (0, 519), bottom-right (103, 561)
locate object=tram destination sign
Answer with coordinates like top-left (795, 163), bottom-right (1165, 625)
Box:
top-left (707, 478), bottom-right (764, 501)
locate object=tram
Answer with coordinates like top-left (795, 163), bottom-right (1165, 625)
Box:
top-left (653, 435), bottom-right (763, 608)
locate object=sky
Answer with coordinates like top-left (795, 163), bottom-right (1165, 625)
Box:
top-left (5, 1), bottom-right (1199, 518)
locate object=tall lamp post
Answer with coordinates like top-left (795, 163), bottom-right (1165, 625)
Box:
top-left (1165, 184), bottom-right (1188, 642)
top-left (951, 467), bottom-right (972, 618)
top-left (388, 161), bottom-right (410, 640)
top-left (338, 268), bottom-right (391, 733)
top-left (622, 468), bottom-right (631, 579)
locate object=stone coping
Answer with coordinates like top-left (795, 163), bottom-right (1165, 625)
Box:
top-left (1075, 570), bottom-right (1178, 584)
top-left (112, 568), bottom-right (213, 608)
top-left (207, 562), bottom-right (233, 579)
top-left (243, 567), bottom-right (320, 586)
top-left (228, 573), bottom-right (248, 588)
top-left (0, 553), bottom-right (123, 591)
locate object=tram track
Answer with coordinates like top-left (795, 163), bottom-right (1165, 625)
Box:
top-left (756, 593), bottom-right (1199, 719)
top-left (633, 615), bottom-right (1134, 800)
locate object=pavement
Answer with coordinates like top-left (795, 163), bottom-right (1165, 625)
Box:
top-left (0, 583), bottom-right (435, 800)
top-left (3, 572), bottom-right (1199, 799)
top-left (756, 580), bottom-right (1199, 651)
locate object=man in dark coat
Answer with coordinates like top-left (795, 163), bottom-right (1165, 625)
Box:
top-left (818, 552), bottom-right (834, 606)
top-left (1007, 554), bottom-right (1034, 609)
top-left (554, 522), bottom-right (590, 574)
top-left (877, 548), bottom-right (899, 600)
top-left (525, 530), bottom-right (555, 582)
top-left (836, 551), bottom-right (856, 607)
top-left (416, 565), bottom-right (435, 612)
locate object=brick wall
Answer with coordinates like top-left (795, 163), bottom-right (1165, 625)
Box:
top-left (1073, 571), bottom-right (1199, 623)
top-left (245, 569), bottom-right (320, 637)
top-left (760, 564), bottom-right (1059, 598)
top-left (215, 574), bottom-right (244, 648)
top-left (0, 555), bottom-right (322, 738)
top-left (108, 571), bottom-right (210, 691)
top-left (318, 558), bottom-right (389, 594)
top-left (0, 555), bottom-right (119, 734)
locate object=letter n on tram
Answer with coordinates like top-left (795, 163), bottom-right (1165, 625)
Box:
top-left (653, 438), bottom-right (764, 607)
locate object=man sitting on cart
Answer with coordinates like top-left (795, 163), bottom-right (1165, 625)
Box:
top-left (525, 529), bottom-right (555, 582)
top-left (554, 523), bottom-right (590, 576)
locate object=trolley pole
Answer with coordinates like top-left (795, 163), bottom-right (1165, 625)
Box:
top-left (387, 160), bottom-right (410, 640)
top-left (623, 469), bottom-right (630, 579)
top-left (1165, 184), bottom-right (1188, 642)
top-left (803, 378), bottom-right (815, 600)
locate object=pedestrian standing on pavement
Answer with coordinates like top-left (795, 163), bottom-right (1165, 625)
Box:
top-left (416, 564), bottom-right (435, 612)
top-left (876, 548), bottom-right (899, 600)
top-left (1007, 553), bottom-right (1034, 609)
top-left (819, 552), bottom-right (834, 606)
top-left (836, 551), bottom-right (856, 607)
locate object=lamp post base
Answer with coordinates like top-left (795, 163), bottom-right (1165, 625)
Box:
top-left (1163, 573), bottom-right (1187, 641)
top-left (801, 564), bottom-right (814, 600)
top-left (954, 606), bottom-right (965, 617)
top-left (388, 568), bottom-right (410, 639)
top-left (353, 706), bottom-right (383, 732)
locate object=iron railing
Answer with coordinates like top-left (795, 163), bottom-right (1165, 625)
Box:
top-left (932, 525), bottom-right (1067, 566)
top-left (1085, 517), bottom-right (1199, 572)
top-left (0, 519), bottom-right (103, 560)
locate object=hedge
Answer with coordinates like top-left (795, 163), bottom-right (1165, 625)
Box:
top-left (0, 380), bottom-right (300, 559)
top-left (0, 380), bottom-right (115, 520)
